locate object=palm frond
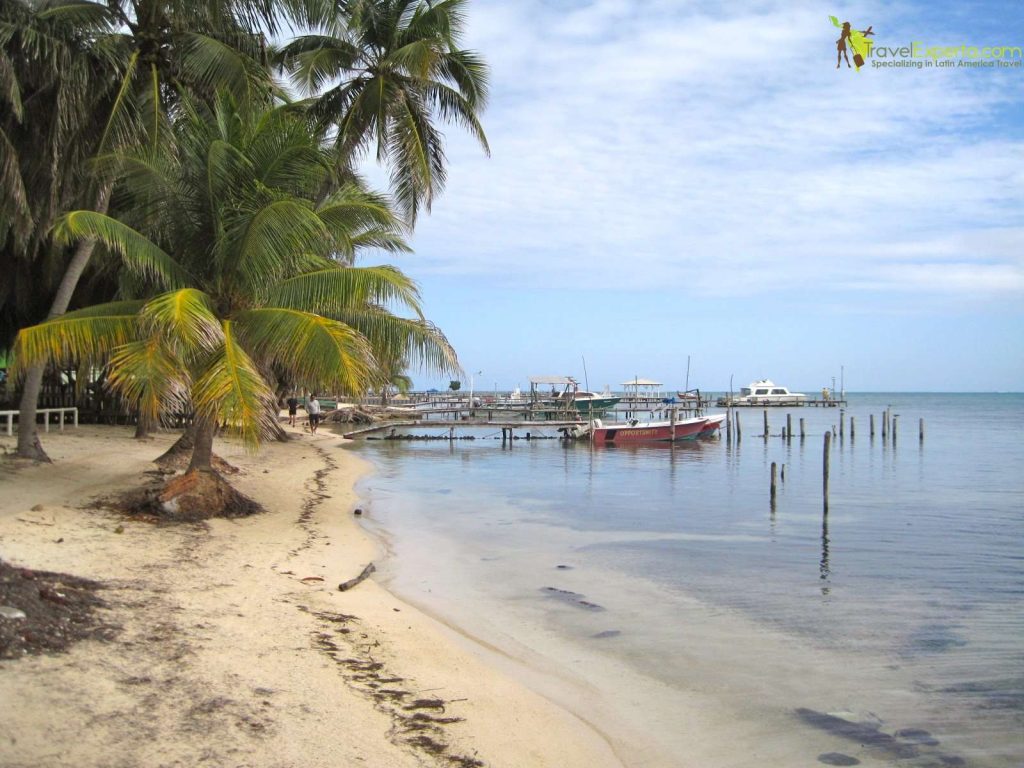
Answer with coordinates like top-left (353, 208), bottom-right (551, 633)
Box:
top-left (53, 210), bottom-right (190, 288)
top-left (177, 32), bottom-right (268, 108)
top-left (226, 199), bottom-right (328, 290)
top-left (233, 307), bottom-right (377, 394)
top-left (11, 300), bottom-right (144, 377)
top-left (330, 306), bottom-right (459, 377)
top-left (107, 336), bottom-right (191, 423)
top-left (141, 289), bottom-right (223, 354)
top-left (269, 266), bottom-right (423, 318)
top-left (191, 320), bottom-right (277, 451)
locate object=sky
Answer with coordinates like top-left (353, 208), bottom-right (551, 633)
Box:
top-left (366, 0), bottom-right (1024, 393)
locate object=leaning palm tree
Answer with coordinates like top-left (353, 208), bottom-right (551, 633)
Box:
top-left (277, 0), bottom-right (490, 222)
top-left (13, 93), bottom-right (458, 515)
top-left (5, 0), bottom-right (282, 461)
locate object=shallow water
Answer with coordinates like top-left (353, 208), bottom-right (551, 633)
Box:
top-left (351, 393), bottom-right (1024, 767)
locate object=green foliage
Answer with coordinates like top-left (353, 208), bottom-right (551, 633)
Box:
top-left (14, 94), bottom-right (460, 449)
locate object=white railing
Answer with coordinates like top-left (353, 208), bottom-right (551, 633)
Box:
top-left (1, 407), bottom-right (79, 437)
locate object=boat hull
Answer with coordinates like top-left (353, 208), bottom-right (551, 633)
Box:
top-left (592, 417), bottom-right (708, 443)
top-left (698, 414), bottom-right (726, 438)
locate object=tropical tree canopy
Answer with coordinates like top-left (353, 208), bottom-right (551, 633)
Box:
top-left (278, 0), bottom-right (490, 222)
top-left (14, 94), bottom-right (459, 454)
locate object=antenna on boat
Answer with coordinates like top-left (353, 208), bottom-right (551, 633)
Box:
top-left (582, 355), bottom-right (590, 391)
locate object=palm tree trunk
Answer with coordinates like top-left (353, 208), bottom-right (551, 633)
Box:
top-left (134, 410), bottom-right (152, 439)
top-left (155, 421), bottom-right (196, 466)
top-left (15, 185), bottom-right (112, 461)
top-left (187, 417), bottom-right (217, 473)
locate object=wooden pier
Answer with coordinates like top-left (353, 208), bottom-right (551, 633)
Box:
top-left (342, 419), bottom-right (583, 439)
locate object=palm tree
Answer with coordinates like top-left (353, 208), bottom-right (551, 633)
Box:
top-left (277, 0), bottom-right (490, 222)
top-left (4, 0), bottom-right (282, 461)
top-left (13, 94), bottom-right (458, 514)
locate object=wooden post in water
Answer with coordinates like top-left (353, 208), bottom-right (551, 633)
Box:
top-left (870, 413), bottom-right (875, 438)
top-left (786, 413), bottom-right (792, 442)
top-left (823, 432), bottom-right (831, 512)
top-left (919, 418), bottom-right (925, 442)
top-left (770, 462), bottom-right (777, 502)
top-left (449, 426), bottom-right (455, 442)
top-left (726, 409), bottom-right (732, 444)
top-left (850, 416), bottom-right (855, 439)
top-left (735, 411), bottom-right (742, 443)
top-left (839, 409), bottom-right (845, 439)
top-left (881, 410), bottom-right (887, 441)
top-left (800, 417), bottom-right (805, 439)
top-left (781, 464), bottom-right (786, 482)
top-left (670, 407), bottom-right (677, 442)
top-left (763, 409), bottom-right (769, 440)
top-left (892, 414), bottom-right (898, 445)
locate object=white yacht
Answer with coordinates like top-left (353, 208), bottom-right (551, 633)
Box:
top-left (717, 380), bottom-right (807, 407)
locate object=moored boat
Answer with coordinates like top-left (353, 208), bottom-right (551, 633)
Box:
top-left (530, 376), bottom-right (621, 413)
top-left (699, 413), bottom-right (726, 437)
top-left (590, 415), bottom-right (709, 443)
top-left (716, 380), bottom-right (806, 407)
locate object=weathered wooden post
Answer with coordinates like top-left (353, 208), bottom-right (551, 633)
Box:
top-left (770, 462), bottom-right (777, 502)
top-left (850, 415), bottom-right (855, 439)
top-left (800, 417), bottom-right (806, 439)
top-left (763, 409), bottom-right (769, 440)
top-left (892, 414), bottom-right (899, 445)
top-left (823, 432), bottom-right (831, 512)
top-left (735, 411), bottom-right (742, 443)
top-left (781, 463), bottom-right (786, 482)
top-left (881, 410), bottom-right (887, 441)
top-left (449, 426), bottom-right (455, 442)
top-left (919, 418), bottom-right (925, 442)
top-left (870, 413), bottom-right (875, 438)
top-left (726, 409), bottom-right (732, 444)
top-left (786, 413), bottom-right (792, 442)
top-left (839, 409), bottom-right (845, 439)
top-left (670, 407), bottom-right (677, 441)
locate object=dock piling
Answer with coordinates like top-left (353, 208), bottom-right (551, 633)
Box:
top-left (823, 432), bottom-right (831, 513)
top-left (786, 414), bottom-right (792, 442)
top-left (800, 417), bottom-right (805, 439)
top-left (870, 413), bottom-right (875, 438)
top-left (763, 409), bottom-right (769, 440)
top-left (919, 418), bottom-right (925, 442)
top-left (770, 462), bottom-right (778, 502)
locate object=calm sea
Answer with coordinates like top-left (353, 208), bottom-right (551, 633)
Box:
top-left (348, 393), bottom-right (1024, 767)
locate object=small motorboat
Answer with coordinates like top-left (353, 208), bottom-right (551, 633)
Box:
top-left (590, 415), bottom-right (709, 443)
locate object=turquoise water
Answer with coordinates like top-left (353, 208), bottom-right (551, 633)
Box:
top-left (350, 394), bottom-right (1024, 767)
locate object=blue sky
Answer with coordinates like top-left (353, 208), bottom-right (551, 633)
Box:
top-left (368, 0), bottom-right (1024, 392)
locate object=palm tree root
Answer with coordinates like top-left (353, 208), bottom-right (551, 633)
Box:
top-left (156, 470), bottom-right (261, 521)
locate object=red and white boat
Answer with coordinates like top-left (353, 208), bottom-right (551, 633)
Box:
top-left (590, 415), bottom-right (710, 443)
top-left (699, 414), bottom-right (726, 437)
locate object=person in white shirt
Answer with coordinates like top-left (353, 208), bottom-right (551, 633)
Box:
top-left (306, 394), bottom-right (321, 434)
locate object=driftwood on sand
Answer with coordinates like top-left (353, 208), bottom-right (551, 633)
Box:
top-left (338, 563), bottom-right (376, 592)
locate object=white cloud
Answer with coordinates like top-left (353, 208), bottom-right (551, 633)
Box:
top-left (372, 0), bottom-right (1024, 306)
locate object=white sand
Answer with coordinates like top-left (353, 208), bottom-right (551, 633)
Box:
top-left (0, 426), bottom-right (623, 768)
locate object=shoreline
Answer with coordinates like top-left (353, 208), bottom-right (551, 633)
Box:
top-left (0, 425), bottom-right (623, 768)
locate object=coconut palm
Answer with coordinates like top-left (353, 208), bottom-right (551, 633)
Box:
top-left (277, 0), bottom-right (490, 222)
top-left (13, 93), bottom-right (458, 512)
top-left (4, 0), bottom-right (283, 461)
top-left (1, 0), bottom-right (128, 459)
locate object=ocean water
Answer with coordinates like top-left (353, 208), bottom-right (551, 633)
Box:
top-left (348, 394), bottom-right (1024, 767)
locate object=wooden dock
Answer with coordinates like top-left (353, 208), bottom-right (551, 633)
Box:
top-left (342, 419), bottom-right (584, 439)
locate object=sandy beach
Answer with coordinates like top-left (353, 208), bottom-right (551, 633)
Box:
top-left (0, 425), bottom-right (623, 768)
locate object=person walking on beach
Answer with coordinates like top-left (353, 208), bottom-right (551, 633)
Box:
top-left (306, 394), bottom-right (322, 434)
top-left (286, 395), bottom-right (299, 426)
